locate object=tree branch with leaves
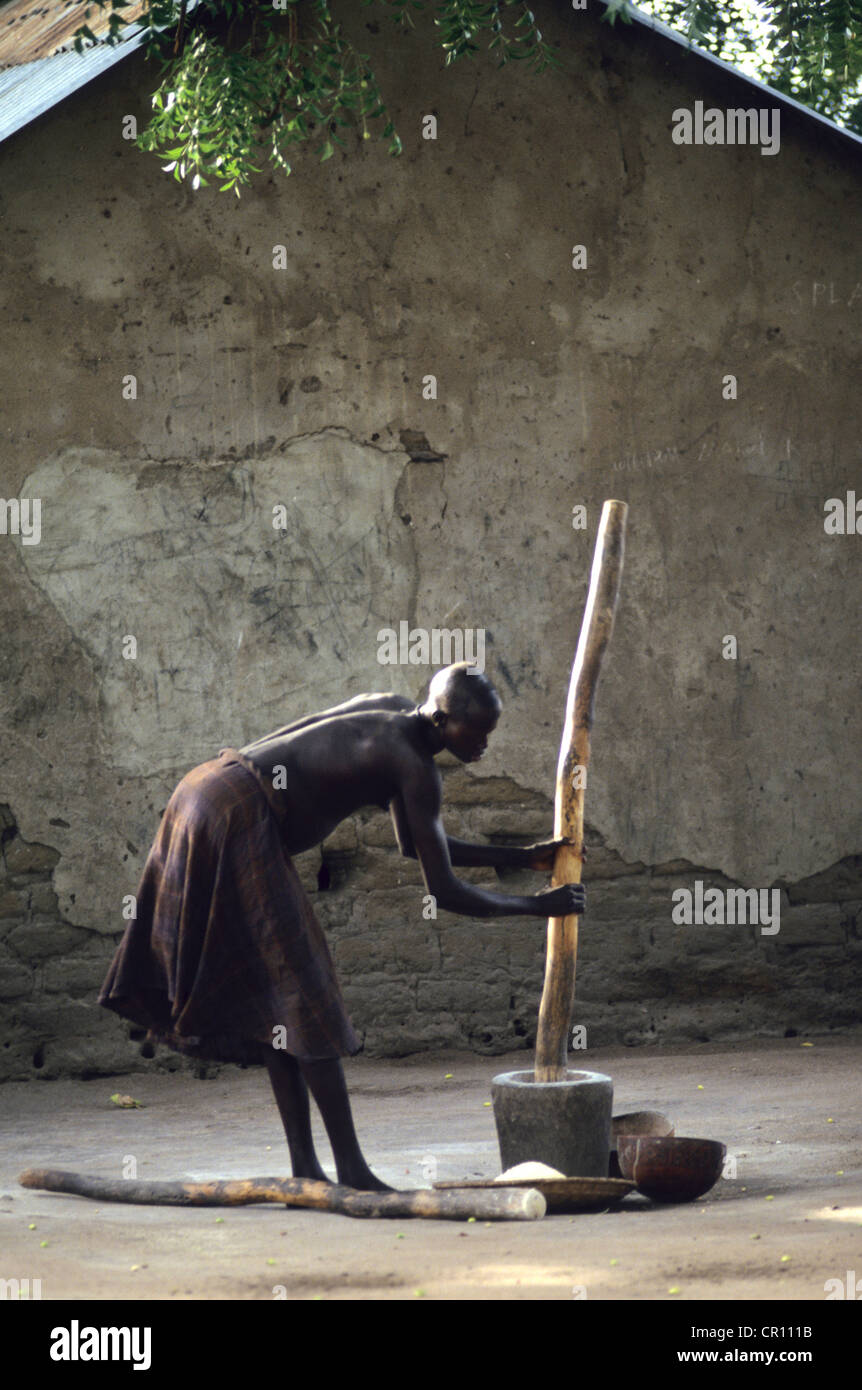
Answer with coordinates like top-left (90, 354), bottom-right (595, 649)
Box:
top-left (73, 0), bottom-right (558, 194)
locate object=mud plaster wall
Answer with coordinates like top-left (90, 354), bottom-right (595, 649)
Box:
top-left (0, 2), bottom-right (860, 1081)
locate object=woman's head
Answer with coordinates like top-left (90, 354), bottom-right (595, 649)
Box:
top-left (419, 664), bottom-right (502, 762)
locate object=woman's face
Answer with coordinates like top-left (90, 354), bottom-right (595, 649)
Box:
top-left (441, 706), bottom-right (500, 763)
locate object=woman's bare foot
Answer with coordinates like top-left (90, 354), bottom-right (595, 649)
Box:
top-left (337, 1163), bottom-right (394, 1193)
top-left (291, 1159), bottom-right (332, 1184)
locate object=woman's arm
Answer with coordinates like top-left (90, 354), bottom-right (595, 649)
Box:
top-left (390, 794), bottom-right (564, 870)
top-left (396, 772), bottom-right (584, 920)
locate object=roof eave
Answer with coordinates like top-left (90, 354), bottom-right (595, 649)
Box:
top-left (0, 6), bottom-right (199, 146)
top-left (617, 0), bottom-right (862, 151)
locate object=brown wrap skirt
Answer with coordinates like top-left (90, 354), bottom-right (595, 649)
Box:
top-left (98, 748), bottom-right (361, 1065)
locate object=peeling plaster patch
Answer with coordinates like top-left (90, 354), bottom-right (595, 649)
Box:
top-left (19, 431), bottom-right (416, 777)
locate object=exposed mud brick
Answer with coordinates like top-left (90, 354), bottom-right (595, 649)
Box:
top-left (24, 883), bottom-right (61, 915)
top-left (5, 922), bottom-right (89, 961)
top-left (355, 810), bottom-right (403, 848)
top-left (783, 855), bottom-right (862, 905)
top-left (2, 838), bottom-right (60, 875)
top-left (774, 903), bottom-right (849, 946)
top-left (330, 934), bottom-right (390, 972)
top-left (340, 981), bottom-right (415, 1021)
top-left (0, 888), bottom-right (26, 919)
top-left (389, 933), bottom-right (440, 974)
top-left (14, 998), bottom-right (103, 1040)
top-left (440, 773), bottom-right (533, 806)
top-left (0, 960), bottom-right (34, 1000)
top-left (322, 819), bottom-right (359, 852)
top-left (42, 954), bottom-right (116, 994)
top-left (468, 807), bottom-right (552, 839)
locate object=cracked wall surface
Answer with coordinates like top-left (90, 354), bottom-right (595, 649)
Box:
top-left (0, 2), bottom-right (860, 1079)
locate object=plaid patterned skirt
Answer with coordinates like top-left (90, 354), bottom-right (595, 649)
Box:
top-left (99, 748), bottom-right (361, 1065)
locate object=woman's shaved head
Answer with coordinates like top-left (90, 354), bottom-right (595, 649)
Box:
top-left (423, 664), bottom-right (501, 722)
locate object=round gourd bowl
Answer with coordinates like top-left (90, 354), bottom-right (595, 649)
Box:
top-left (617, 1135), bottom-right (726, 1202)
top-left (608, 1111), bottom-right (674, 1179)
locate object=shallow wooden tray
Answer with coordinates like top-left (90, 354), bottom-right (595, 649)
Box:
top-left (433, 1175), bottom-right (634, 1213)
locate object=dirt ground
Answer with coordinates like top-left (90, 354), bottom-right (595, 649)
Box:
top-left (1, 1035), bottom-right (860, 1302)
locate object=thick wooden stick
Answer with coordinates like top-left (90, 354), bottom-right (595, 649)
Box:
top-left (18, 1169), bottom-right (545, 1221)
top-left (534, 500), bottom-right (628, 1081)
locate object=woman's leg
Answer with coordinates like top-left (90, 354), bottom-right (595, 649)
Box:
top-left (263, 1049), bottom-right (330, 1182)
top-left (297, 1056), bottom-right (393, 1192)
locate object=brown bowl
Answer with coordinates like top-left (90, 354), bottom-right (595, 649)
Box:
top-left (617, 1136), bottom-right (726, 1203)
top-left (608, 1111), bottom-right (674, 1179)
top-left (611, 1110), bottom-right (675, 1140)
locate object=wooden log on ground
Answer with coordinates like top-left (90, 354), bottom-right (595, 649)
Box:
top-left (18, 1169), bottom-right (546, 1221)
top-left (534, 499), bottom-right (628, 1082)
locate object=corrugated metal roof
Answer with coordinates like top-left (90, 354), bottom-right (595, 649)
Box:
top-left (0, 0), bottom-right (148, 68)
top-left (0, 0), bottom-right (200, 144)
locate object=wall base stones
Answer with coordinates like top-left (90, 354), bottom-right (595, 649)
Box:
top-left (2, 776), bottom-right (859, 1082)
